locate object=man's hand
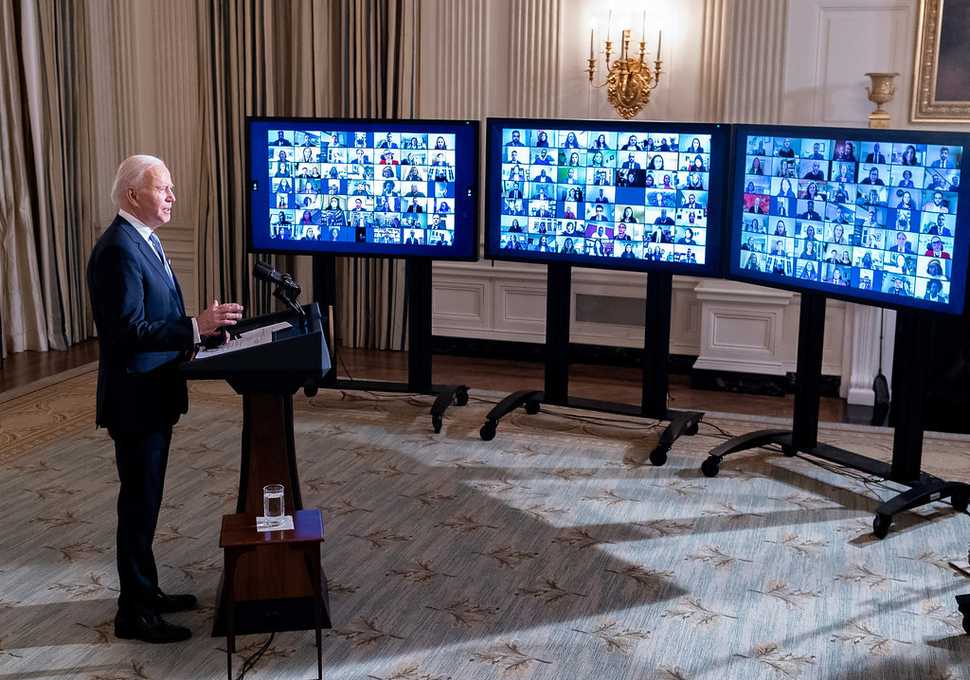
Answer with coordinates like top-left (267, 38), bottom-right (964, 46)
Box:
top-left (196, 299), bottom-right (244, 337)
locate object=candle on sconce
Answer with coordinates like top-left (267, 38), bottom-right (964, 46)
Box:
top-left (607, 10), bottom-right (613, 41)
top-left (589, 26), bottom-right (594, 59)
top-left (657, 30), bottom-right (662, 58)
top-left (641, 11), bottom-right (646, 39)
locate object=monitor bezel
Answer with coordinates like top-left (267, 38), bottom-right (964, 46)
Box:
top-left (725, 123), bottom-right (970, 315)
top-left (483, 117), bottom-right (730, 277)
top-left (246, 115), bottom-right (480, 260)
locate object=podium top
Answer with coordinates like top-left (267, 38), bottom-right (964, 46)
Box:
top-left (182, 303), bottom-right (331, 393)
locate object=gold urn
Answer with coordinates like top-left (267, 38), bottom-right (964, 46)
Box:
top-left (865, 72), bottom-right (899, 128)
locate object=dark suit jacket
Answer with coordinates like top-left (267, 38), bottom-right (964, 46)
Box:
top-left (87, 216), bottom-right (194, 432)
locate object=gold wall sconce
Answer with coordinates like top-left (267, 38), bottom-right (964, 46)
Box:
top-left (586, 11), bottom-right (663, 119)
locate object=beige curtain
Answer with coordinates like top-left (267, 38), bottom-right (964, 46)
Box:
top-left (335, 0), bottom-right (420, 350)
top-left (0, 0), bottom-right (96, 358)
top-left (197, 0), bottom-right (420, 346)
top-left (196, 0), bottom-right (340, 316)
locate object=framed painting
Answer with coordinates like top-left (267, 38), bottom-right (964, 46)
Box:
top-left (912, 0), bottom-right (970, 122)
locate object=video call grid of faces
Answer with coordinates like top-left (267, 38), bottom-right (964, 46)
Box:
top-left (496, 128), bottom-right (713, 265)
top-left (266, 129), bottom-right (459, 248)
top-left (737, 135), bottom-right (962, 305)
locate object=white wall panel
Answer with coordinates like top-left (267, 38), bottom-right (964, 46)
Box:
top-left (783, 1), bottom-right (912, 126)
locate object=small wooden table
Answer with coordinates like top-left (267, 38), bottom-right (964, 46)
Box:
top-left (220, 509), bottom-right (326, 680)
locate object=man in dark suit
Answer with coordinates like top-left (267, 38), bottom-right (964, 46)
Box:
top-left (87, 155), bottom-right (243, 644)
top-left (653, 208), bottom-right (675, 226)
top-left (621, 153), bottom-right (641, 170)
top-left (931, 146), bottom-right (952, 168)
top-left (799, 199), bottom-right (821, 221)
top-left (865, 143), bottom-right (886, 164)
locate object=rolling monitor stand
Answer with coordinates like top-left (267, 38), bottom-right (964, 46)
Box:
top-left (312, 254), bottom-right (468, 433)
top-left (700, 291), bottom-right (970, 538)
top-left (479, 262), bottom-right (703, 466)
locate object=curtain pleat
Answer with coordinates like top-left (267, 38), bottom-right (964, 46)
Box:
top-left (0, 0), bottom-right (417, 357)
top-left (0, 0), bottom-right (96, 358)
top-left (197, 0), bottom-right (340, 316)
top-left (335, 0), bottom-right (419, 351)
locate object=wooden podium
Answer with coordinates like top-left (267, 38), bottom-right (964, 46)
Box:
top-left (183, 303), bottom-right (332, 636)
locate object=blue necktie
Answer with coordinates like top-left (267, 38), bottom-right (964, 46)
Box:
top-left (147, 232), bottom-right (175, 287)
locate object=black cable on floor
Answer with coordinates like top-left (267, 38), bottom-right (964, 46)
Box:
top-left (236, 632), bottom-right (274, 680)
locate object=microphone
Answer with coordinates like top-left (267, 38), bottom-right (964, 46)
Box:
top-left (254, 261), bottom-right (301, 294)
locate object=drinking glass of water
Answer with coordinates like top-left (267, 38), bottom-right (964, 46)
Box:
top-left (263, 484), bottom-right (285, 526)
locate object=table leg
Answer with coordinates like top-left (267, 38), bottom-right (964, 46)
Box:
top-left (302, 545), bottom-right (324, 680)
top-left (225, 550), bottom-right (236, 680)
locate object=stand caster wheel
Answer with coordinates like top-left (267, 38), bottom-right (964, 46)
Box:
top-left (649, 446), bottom-right (669, 466)
top-left (304, 384), bottom-right (318, 398)
top-left (432, 415), bottom-right (443, 434)
top-left (455, 389), bottom-right (469, 407)
top-left (525, 400), bottom-right (540, 415)
top-left (781, 444), bottom-right (797, 457)
top-left (952, 494), bottom-right (969, 513)
top-left (685, 421), bottom-right (699, 436)
top-left (872, 513), bottom-right (892, 539)
top-left (480, 421), bottom-right (497, 441)
top-left (701, 457), bottom-right (720, 478)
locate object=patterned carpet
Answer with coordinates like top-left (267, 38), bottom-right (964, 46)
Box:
top-left (1, 369), bottom-right (969, 680)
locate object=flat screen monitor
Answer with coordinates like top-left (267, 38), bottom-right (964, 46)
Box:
top-left (728, 125), bottom-right (970, 314)
top-left (247, 117), bottom-right (479, 259)
top-left (483, 118), bottom-right (729, 276)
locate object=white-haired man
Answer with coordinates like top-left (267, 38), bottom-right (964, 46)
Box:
top-left (87, 155), bottom-right (244, 643)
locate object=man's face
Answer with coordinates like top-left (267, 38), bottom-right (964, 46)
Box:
top-left (813, 143), bottom-right (820, 154)
top-left (511, 132), bottom-right (520, 143)
top-left (807, 200), bottom-right (814, 210)
top-left (131, 164), bottom-right (175, 229)
top-left (941, 148), bottom-right (949, 160)
top-left (783, 139), bottom-right (791, 149)
top-left (869, 169), bottom-right (878, 180)
top-left (935, 192), bottom-right (944, 204)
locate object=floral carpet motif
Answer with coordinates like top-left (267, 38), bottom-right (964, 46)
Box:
top-left (0, 372), bottom-right (969, 679)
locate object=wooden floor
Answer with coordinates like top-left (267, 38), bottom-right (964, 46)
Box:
top-left (1, 339), bottom-right (846, 422)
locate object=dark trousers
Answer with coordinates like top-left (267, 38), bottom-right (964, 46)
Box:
top-left (110, 426), bottom-right (173, 615)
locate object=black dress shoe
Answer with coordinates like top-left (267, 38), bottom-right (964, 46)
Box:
top-left (152, 590), bottom-right (198, 614)
top-left (114, 610), bottom-right (192, 644)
